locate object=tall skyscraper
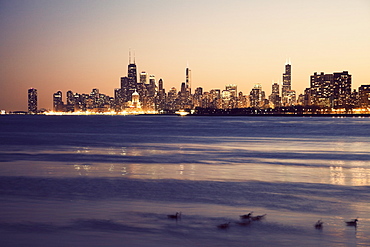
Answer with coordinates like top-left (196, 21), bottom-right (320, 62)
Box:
top-left (186, 67), bottom-right (191, 94)
top-left (127, 51), bottom-right (138, 100)
top-left (28, 88), bottom-right (37, 113)
top-left (282, 60), bottom-right (292, 106)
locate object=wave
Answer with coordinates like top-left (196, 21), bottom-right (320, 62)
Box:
top-left (1, 176), bottom-right (369, 214)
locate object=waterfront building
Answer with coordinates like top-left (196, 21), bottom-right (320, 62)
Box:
top-left (156, 78), bottom-right (166, 111)
top-left (224, 84), bottom-right (237, 109)
top-left (282, 61), bottom-right (291, 106)
top-left (66, 90), bottom-right (75, 112)
top-left (238, 91), bottom-right (249, 108)
top-left (140, 71), bottom-right (148, 85)
top-left (359, 85), bottom-right (370, 108)
top-left (114, 88), bottom-right (123, 111)
top-left (249, 84), bottom-right (265, 108)
top-left (28, 88), bottom-right (37, 114)
top-left (284, 90), bottom-right (296, 106)
top-left (130, 90), bottom-right (141, 109)
top-left (53, 91), bottom-right (63, 112)
top-left (186, 67), bottom-right (191, 95)
top-left (269, 82), bottom-right (281, 108)
top-left (193, 87), bottom-right (203, 108)
top-left (309, 71), bottom-right (351, 108)
top-left (127, 58), bottom-right (138, 101)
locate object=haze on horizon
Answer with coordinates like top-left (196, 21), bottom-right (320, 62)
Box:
top-left (1, 0), bottom-right (369, 111)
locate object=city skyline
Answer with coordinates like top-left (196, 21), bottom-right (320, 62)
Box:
top-left (1, 0), bottom-right (370, 111)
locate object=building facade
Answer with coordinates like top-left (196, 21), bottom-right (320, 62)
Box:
top-left (28, 88), bottom-right (37, 113)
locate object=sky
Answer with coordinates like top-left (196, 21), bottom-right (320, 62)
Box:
top-left (1, 0), bottom-right (369, 111)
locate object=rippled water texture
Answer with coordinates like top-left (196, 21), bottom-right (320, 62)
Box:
top-left (0, 115), bottom-right (369, 246)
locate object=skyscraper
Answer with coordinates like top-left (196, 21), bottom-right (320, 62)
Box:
top-left (186, 67), bottom-right (191, 94)
top-left (309, 71), bottom-right (352, 108)
top-left (127, 52), bottom-right (138, 101)
top-left (282, 61), bottom-right (292, 106)
top-left (53, 91), bottom-right (63, 111)
top-left (269, 82), bottom-right (281, 107)
top-left (28, 88), bottom-right (37, 114)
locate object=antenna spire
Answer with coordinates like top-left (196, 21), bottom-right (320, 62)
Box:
top-left (129, 49), bottom-right (131, 64)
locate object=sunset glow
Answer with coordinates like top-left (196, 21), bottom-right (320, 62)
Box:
top-left (1, 0), bottom-right (369, 111)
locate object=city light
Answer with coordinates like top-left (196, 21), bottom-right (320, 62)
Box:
top-left (9, 58), bottom-right (370, 116)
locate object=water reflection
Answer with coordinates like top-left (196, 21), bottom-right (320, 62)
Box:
top-left (329, 166), bottom-right (370, 186)
top-left (330, 166), bottom-right (345, 185)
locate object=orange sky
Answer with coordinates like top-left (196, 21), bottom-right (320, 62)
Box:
top-left (1, 0), bottom-right (369, 111)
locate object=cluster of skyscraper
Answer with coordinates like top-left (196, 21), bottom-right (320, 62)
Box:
top-left (25, 55), bottom-right (370, 114)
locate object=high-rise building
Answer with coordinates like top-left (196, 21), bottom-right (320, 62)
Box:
top-left (309, 71), bottom-right (351, 108)
top-left (269, 82), bottom-right (281, 108)
top-left (358, 85), bottom-right (370, 108)
top-left (148, 75), bottom-right (156, 97)
top-left (120, 76), bottom-right (129, 103)
top-left (249, 84), bottom-right (265, 108)
top-left (53, 91), bottom-right (63, 112)
top-left (140, 71), bottom-right (148, 85)
top-left (127, 56), bottom-right (138, 100)
top-left (282, 61), bottom-right (292, 106)
top-left (186, 67), bottom-right (191, 94)
top-left (28, 88), bottom-right (37, 114)
top-left (332, 71), bottom-right (352, 108)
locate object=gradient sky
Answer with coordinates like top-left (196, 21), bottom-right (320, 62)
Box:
top-left (1, 0), bottom-right (369, 111)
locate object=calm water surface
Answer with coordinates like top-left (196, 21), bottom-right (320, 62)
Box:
top-left (0, 115), bottom-right (369, 246)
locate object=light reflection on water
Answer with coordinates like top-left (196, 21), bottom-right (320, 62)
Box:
top-left (1, 134), bottom-right (370, 186)
top-left (2, 157), bottom-right (370, 187)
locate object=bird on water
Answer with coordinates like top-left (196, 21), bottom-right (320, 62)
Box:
top-left (167, 212), bottom-right (181, 219)
top-left (314, 219), bottom-right (323, 229)
top-left (345, 218), bottom-right (358, 226)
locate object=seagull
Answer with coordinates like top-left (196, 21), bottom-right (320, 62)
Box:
top-left (345, 218), bottom-right (358, 226)
top-left (251, 214), bottom-right (266, 221)
top-left (314, 219), bottom-right (323, 229)
top-left (240, 212), bottom-right (253, 219)
top-left (167, 212), bottom-right (181, 219)
top-left (217, 222), bottom-right (230, 229)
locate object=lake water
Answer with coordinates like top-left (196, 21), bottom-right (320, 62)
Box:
top-left (0, 115), bottom-right (370, 246)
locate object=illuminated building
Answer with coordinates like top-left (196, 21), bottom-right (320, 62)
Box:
top-left (186, 67), bottom-right (191, 94)
top-left (127, 52), bottom-right (138, 101)
top-left (120, 76), bottom-right (129, 103)
top-left (359, 85), bottom-right (370, 108)
top-left (114, 88), bottom-right (123, 111)
top-left (28, 88), bottom-right (37, 114)
top-left (249, 84), bottom-right (265, 108)
top-left (222, 90), bottom-right (231, 109)
top-left (209, 89), bottom-right (221, 108)
top-left (140, 71), bottom-right (148, 85)
top-left (53, 91), bottom-right (64, 112)
top-left (120, 50), bottom-right (138, 104)
top-left (238, 91), bottom-right (249, 108)
top-left (193, 87), bottom-right (203, 107)
top-left (282, 60), bottom-right (291, 106)
top-left (66, 90), bottom-right (75, 112)
top-left (284, 90), bottom-right (296, 106)
top-left (309, 71), bottom-right (352, 108)
top-left (269, 82), bottom-right (281, 108)
top-left (157, 78), bottom-right (166, 111)
top-left (130, 90), bottom-right (141, 109)
top-left (224, 84), bottom-right (237, 109)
